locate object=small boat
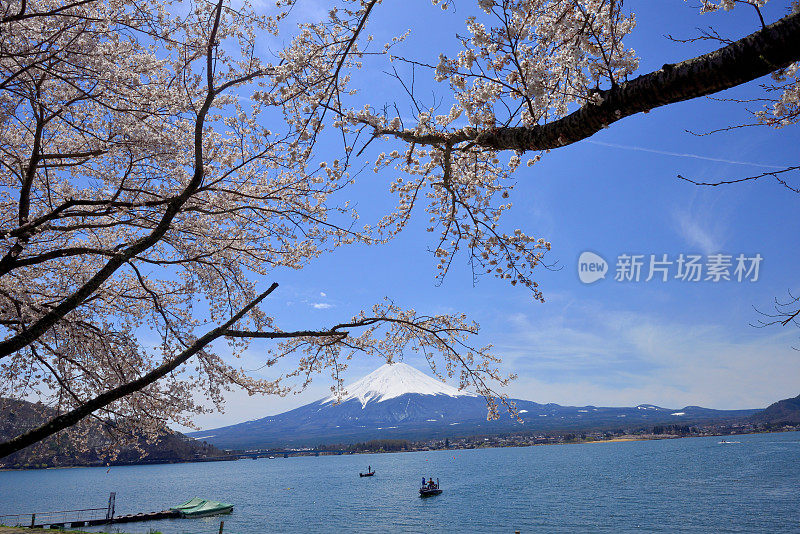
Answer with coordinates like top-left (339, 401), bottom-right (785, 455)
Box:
top-left (419, 486), bottom-right (442, 497)
top-left (419, 478), bottom-right (442, 497)
top-left (359, 466), bottom-right (375, 477)
top-left (170, 498), bottom-right (233, 518)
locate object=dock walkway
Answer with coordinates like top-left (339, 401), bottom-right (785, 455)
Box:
top-left (27, 509), bottom-right (180, 529)
top-left (1, 528), bottom-right (90, 534)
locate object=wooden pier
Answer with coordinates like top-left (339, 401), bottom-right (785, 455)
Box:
top-left (109, 509), bottom-right (181, 525)
top-left (30, 509), bottom-right (180, 529)
top-left (1, 493), bottom-right (182, 530)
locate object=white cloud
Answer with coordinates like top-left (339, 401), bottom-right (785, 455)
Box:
top-left (320, 292), bottom-right (327, 297)
top-left (497, 304), bottom-right (799, 410)
top-left (311, 302), bottom-right (332, 309)
top-left (673, 208), bottom-right (724, 255)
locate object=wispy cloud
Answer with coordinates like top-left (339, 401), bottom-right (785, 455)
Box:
top-left (311, 302), bottom-right (332, 310)
top-left (497, 304), bottom-right (799, 410)
top-left (673, 209), bottom-right (723, 255)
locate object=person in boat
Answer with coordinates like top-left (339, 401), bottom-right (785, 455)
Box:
top-left (422, 477), bottom-right (426, 487)
top-left (428, 477), bottom-right (435, 488)
top-left (368, 465), bottom-right (371, 473)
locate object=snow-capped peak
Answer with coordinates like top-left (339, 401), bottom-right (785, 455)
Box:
top-left (321, 362), bottom-right (476, 408)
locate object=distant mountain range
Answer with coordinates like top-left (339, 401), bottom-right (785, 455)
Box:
top-left (188, 362), bottom-right (761, 449)
top-left (751, 393), bottom-right (800, 424)
top-left (0, 398), bottom-right (226, 469)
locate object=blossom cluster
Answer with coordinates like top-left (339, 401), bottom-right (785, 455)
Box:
top-left (697, 0), bottom-right (769, 13)
top-left (433, 0), bottom-right (639, 128)
top-left (694, 0), bottom-right (799, 128)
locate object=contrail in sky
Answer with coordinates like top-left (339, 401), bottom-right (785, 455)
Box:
top-left (587, 140), bottom-right (786, 170)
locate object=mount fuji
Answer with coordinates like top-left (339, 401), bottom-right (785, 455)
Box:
top-left (319, 362), bottom-right (477, 407)
top-left (188, 362), bottom-right (757, 449)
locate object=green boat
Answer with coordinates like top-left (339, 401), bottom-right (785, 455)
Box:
top-left (171, 497), bottom-right (234, 518)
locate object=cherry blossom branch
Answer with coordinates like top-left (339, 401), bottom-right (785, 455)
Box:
top-left (0, 283), bottom-right (279, 459)
top-left (226, 315), bottom-right (466, 340)
top-left (0, 0), bottom-right (230, 359)
top-left (0, 0), bottom-right (99, 23)
top-left (751, 290), bottom-right (800, 349)
top-left (232, 300), bottom-right (516, 419)
top-left (678, 165), bottom-right (800, 193)
top-left (376, 11), bottom-right (800, 152)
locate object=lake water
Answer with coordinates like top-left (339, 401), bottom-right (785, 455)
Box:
top-left (1, 432), bottom-right (799, 533)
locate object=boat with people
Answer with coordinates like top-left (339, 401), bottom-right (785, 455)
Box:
top-left (419, 477), bottom-right (442, 497)
top-left (359, 466), bottom-right (375, 477)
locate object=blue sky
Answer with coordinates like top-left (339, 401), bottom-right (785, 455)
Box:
top-left (188, 1), bottom-right (800, 430)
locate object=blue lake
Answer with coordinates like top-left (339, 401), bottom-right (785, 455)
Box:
top-left (1, 431), bottom-right (799, 533)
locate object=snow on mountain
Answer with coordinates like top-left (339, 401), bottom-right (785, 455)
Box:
top-left (321, 362), bottom-right (477, 407)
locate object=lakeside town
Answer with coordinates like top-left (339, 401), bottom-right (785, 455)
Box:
top-left (238, 420), bottom-right (800, 458)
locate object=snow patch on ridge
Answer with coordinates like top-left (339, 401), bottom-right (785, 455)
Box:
top-left (321, 362), bottom-right (477, 408)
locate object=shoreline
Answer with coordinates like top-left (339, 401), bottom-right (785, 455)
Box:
top-left (3, 428), bottom-right (797, 472)
top-left (582, 436), bottom-right (658, 443)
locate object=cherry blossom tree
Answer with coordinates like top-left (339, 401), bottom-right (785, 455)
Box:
top-left (1, 0), bottom-right (798, 458)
